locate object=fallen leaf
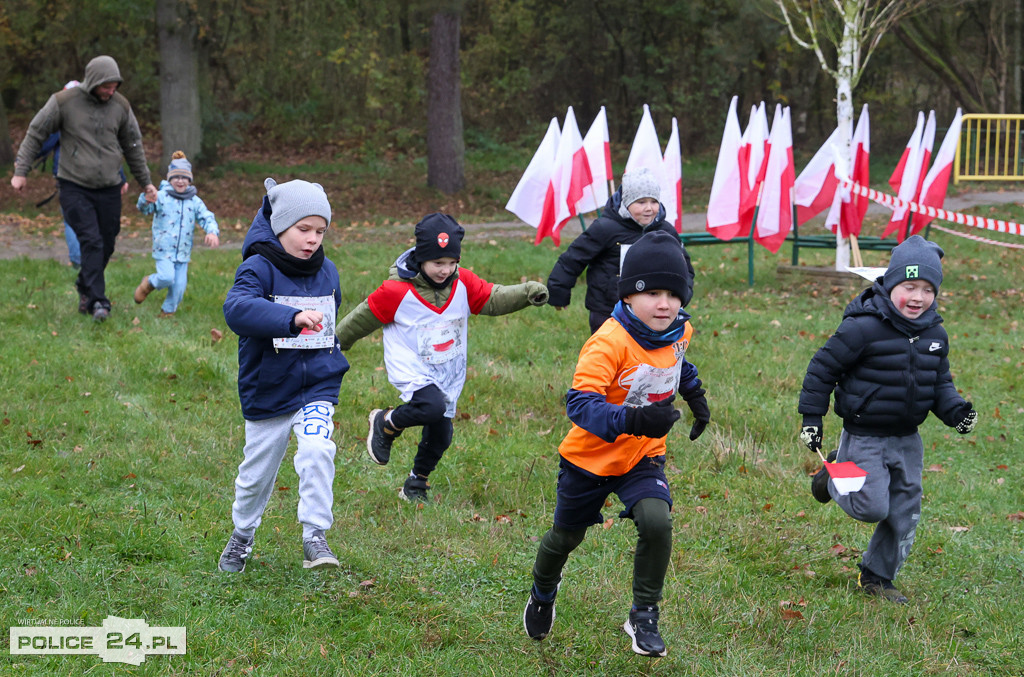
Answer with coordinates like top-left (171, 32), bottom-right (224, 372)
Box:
top-left (210, 328), bottom-right (224, 342)
top-left (278, 486), bottom-right (290, 491)
top-left (12, 465), bottom-right (25, 474)
top-left (24, 566), bottom-right (37, 576)
top-left (360, 578), bottom-right (376, 588)
top-left (926, 464), bottom-right (945, 472)
top-left (1007, 512), bottom-right (1024, 522)
top-left (695, 505), bottom-right (708, 515)
top-left (828, 543), bottom-right (847, 557)
top-left (949, 525), bottom-right (970, 532)
top-left (495, 514), bottom-right (512, 524)
top-left (780, 608), bottom-right (804, 620)
top-left (473, 414), bottom-right (490, 424)
top-left (602, 518), bottom-right (614, 529)
top-left (320, 644), bottom-right (327, 659)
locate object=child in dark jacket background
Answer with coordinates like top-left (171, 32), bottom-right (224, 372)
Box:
top-left (219, 178), bottom-right (349, 573)
top-left (546, 168), bottom-right (694, 333)
top-left (799, 235), bottom-right (977, 603)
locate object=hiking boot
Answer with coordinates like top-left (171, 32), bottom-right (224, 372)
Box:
top-left (811, 449), bottom-right (838, 503)
top-left (858, 566), bottom-right (908, 604)
top-left (302, 530), bottom-right (340, 570)
top-left (399, 473), bottom-right (429, 503)
top-left (91, 302), bottom-right (109, 322)
top-left (523, 588), bottom-right (557, 640)
top-left (78, 294), bottom-right (90, 314)
top-left (624, 604), bottom-right (667, 657)
top-left (218, 531), bottom-right (254, 572)
top-left (134, 275), bottom-right (154, 304)
top-left (366, 408), bottom-right (401, 465)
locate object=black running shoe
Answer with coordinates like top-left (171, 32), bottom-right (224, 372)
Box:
top-left (811, 449), bottom-right (838, 503)
top-left (624, 605), bottom-right (667, 657)
top-left (366, 408), bottom-right (401, 465)
top-left (399, 473), bottom-right (429, 503)
top-left (523, 589), bottom-right (556, 640)
top-left (858, 565), bottom-right (908, 604)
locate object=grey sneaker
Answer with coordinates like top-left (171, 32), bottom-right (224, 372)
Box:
top-left (367, 408), bottom-right (401, 465)
top-left (811, 449), bottom-right (838, 503)
top-left (302, 530), bottom-right (339, 570)
top-left (624, 604), bottom-right (667, 657)
top-left (523, 588), bottom-right (557, 640)
top-left (91, 302), bottom-right (109, 322)
top-left (218, 531), bottom-right (254, 572)
top-left (399, 473), bottom-right (429, 503)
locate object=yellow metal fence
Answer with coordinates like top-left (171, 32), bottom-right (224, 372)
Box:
top-left (954, 114), bottom-right (1024, 183)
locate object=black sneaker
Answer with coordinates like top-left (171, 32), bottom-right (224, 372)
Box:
top-left (399, 473), bottom-right (429, 503)
top-left (858, 566), bottom-right (908, 604)
top-left (218, 531), bottom-right (254, 572)
top-left (78, 294), bottom-right (90, 314)
top-left (523, 588), bottom-right (557, 640)
top-left (624, 605), bottom-right (667, 657)
top-left (367, 408), bottom-right (401, 465)
top-left (811, 449), bottom-right (838, 503)
top-left (91, 302), bottom-right (109, 322)
top-left (302, 529), bottom-right (340, 570)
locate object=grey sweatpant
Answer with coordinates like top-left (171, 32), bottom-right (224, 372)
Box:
top-left (231, 402), bottom-right (336, 540)
top-left (831, 429), bottom-right (924, 580)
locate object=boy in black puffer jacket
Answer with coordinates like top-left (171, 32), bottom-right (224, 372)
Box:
top-left (799, 235), bottom-right (977, 603)
top-left (546, 168), bottom-right (694, 333)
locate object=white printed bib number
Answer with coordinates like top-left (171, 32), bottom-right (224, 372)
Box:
top-left (416, 318), bottom-right (463, 365)
top-left (620, 362), bottom-right (681, 408)
top-left (272, 294), bottom-right (336, 350)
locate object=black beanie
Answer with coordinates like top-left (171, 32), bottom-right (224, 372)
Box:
top-left (618, 230), bottom-right (691, 301)
top-left (413, 213), bottom-right (464, 263)
top-left (882, 235), bottom-right (944, 293)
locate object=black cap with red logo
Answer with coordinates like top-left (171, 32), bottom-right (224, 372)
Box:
top-left (413, 212), bottom-right (464, 263)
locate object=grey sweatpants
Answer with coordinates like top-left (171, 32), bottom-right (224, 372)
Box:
top-left (231, 402), bottom-right (336, 540)
top-left (831, 429), bottom-right (924, 580)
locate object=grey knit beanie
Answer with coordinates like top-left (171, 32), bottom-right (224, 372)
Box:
top-left (264, 178), bottom-right (332, 235)
top-left (883, 235), bottom-right (944, 293)
top-left (620, 168), bottom-right (661, 208)
top-left (167, 151), bottom-right (193, 181)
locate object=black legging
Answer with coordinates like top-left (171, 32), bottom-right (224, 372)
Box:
top-left (388, 384), bottom-right (454, 477)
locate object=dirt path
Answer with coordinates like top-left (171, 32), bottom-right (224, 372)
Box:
top-left (2, 189), bottom-right (1022, 265)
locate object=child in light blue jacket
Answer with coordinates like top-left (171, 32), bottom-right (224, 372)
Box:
top-left (134, 150), bottom-right (220, 316)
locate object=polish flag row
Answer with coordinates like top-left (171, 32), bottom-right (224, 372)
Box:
top-left (708, 95), bottom-right (964, 250)
top-left (506, 105), bottom-right (684, 246)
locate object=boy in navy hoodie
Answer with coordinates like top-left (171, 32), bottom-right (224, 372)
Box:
top-left (219, 178), bottom-right (349, 573)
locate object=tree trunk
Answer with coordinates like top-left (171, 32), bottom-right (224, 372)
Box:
top-left (427, 10), bottom-right (465, 195)
top-left (0, 97), bottom-right (14, 168)
top-left (157, 0), bottom-right (202, 169)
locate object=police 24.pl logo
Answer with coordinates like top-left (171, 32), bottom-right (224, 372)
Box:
top-left (10, 616), bottom-right (185, 666)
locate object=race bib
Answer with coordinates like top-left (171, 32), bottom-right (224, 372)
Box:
top-left (272, 294), bottom-right (336, 350)
top-left (620, 361), bottom-right (682, 408)
top-left (416, 317), bottom-right (464, 365)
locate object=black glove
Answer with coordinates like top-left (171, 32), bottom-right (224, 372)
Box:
top-left (955, 402), bottom-right (978, 434)
top-left (624, 398), bottom-right (681, 439)
top-left (800, 417), bottom-right (822, 453)
top-left (682, 384), bottom-right (710, 441)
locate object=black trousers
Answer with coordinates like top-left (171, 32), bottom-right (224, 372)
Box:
top-left (388, 384), bottom-right (454, 477)
top-left (59, 180), bottom-right (122, 311)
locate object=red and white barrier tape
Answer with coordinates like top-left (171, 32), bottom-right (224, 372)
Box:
top-left (841, 179), bottom-right (1023, 237)
top-left (930, 223), bottom-right (1024, 249)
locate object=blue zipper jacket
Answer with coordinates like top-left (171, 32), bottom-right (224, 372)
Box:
top-left (137, 180), bottom-right (219, 262)
top-left (223, 197), bottom-right (349, 420)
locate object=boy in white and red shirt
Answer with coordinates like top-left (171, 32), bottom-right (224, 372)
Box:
top-left (337, 213), bottom-right (548, 502)
top-left (523, 230), bottom-right (710, 657)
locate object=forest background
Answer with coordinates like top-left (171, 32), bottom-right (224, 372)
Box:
top-left (1, 0), bottom-right (1023, 225)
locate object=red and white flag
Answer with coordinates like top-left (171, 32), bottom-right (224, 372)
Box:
top-left (794, 126), bottom-right (841, 227)
top-left (625, 104), bottom-right (664, 176)
top-left (738, 102), bottom-right (770, 236)
top-left (910, 108), bottom-right (962, 236)
top-left (824, 459), bottom-right (868, 495)
top-left (753, 105), bottom-right (794, 253)
top-left (838, 104), bottom-right (871, 238)
top-left (662, 117), bottom-right (683, 233)
top-left (706, 96), bottom-right (745, 241)
top-left (550, 106), bottom-right (593, 245)
top-left (506, 117), bottom-right (560, 245)
top-left (576, 106), bottom-right (612, 214)
top-left (883, 111), bottom-right (931, 241)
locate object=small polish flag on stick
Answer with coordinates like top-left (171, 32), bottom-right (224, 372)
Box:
top-left (815, 449), bottom-right (868, 495)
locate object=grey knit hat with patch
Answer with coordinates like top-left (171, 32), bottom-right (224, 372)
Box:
top-left (264, 177), bottom-right (332, 235)
top-left (882, 235), bottom-right (944, 293)
top-left (620, 167), bottom-right (661, 208)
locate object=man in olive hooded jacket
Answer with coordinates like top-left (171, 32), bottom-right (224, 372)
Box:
top-left (12, 55), bottom-right (158, 321)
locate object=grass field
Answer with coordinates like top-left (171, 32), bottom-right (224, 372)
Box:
top-left (1, 210), bottom-right (1022, 675)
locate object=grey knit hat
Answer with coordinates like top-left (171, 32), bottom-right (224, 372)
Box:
top-left (167, 151), bottom-right (193, 181)
top-left (620, 167), bottom-right (661, 208)
top-left (264, 178), bottom-right (332, 236)
top-left (882, 235), bottom-right (944, 293)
